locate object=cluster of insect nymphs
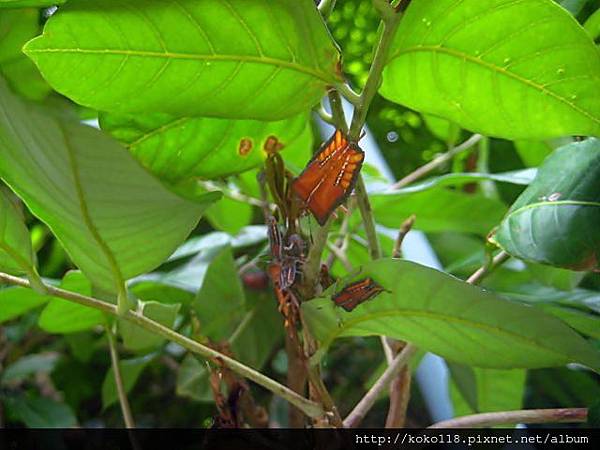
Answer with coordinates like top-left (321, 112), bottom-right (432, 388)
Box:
top-left (262, 130), bottom-right (388, 332)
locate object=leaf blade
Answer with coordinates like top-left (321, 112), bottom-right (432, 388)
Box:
top-left (381, 0), bottom-right (600, 139)
top-left (302, 259), bottom-right (600, 371)
top-left (24, 0), bottom-right (340, 119)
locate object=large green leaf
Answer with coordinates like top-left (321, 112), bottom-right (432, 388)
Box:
top-left (302, 259), bottom-right (600, 370)
top-left (38, 271), bottom-right (105, 334)
top-left (119, 301), bottom-right (180, 351)
top-left (24, 0), bottom-right (340, 119)
top-left (491, 138), bottom-right (600, 270)
top-left (371, 188), bottom-right (507, 234)
top-left (176, 290), bottom-right (282, 403)
top-left (4, 394), bottom-right (77, 427)
top-left (193, 245), bottom-right (245, 341)
top-left (0, 287), bottom-right (47, 323)
top-left (0, 78), bottom-right (218, 294)
top-left (450, 365), bottom-right (526, 415)
top-left (100, 113), bottom-right (311, 183)
top-left (381, 0), bottom-right (600, 139)
top-left (0, 8), bottom-right (49, 100)
top-left (0, 188), bottom-right (35, 275)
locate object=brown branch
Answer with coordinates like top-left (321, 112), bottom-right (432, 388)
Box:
top-left (389, 134), bottom-right (482, 190)
top-left (0, 271), bottom-right (324, 419)
top-left (466, 251), bottom-right (509, 285)
top-left (392, 215), bottom-right (416, 258)
top-left (429, 408), bottom-right (587, 428)
top-left (343, 344), bottom-right (418, 427)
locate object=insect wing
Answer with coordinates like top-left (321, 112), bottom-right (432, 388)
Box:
top-left (267, 216), bottom-right (283, 261)
top-left (331, 278), bottom-right (385, 311)
top-left (292, 130), bottom-right (364, 225)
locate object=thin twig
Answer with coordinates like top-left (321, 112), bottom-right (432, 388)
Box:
top-left (197, 180), bottom-right (271, 209)
top-left (429, 408), bottom-right (587, 428)
top-left (466, 251), bottom-right (510, 285)
top-left (326, 241), bottom-right (353, 272)
top-left (327, 89), bottom-right (348, 133)
top-left (392, 215), bottom-right (416, 258)
top-left (389, 134), bottom-right (482, 190)
top-left (0, 271), bottom-right (324, 419)
top-left (343, 344), bottom-right (418, 428)
top-left (316, 105), bottom-right (335, 126)
top-left (354, 177), bottom-right (381, 260)
top-left (105, 325), bottom-right (136, 428)
top-left (385, 364), bottom-right (411, 428)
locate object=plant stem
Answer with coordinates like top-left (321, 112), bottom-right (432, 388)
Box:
top-left (467, 251), bottom-right (509, 285)
top-left (429, 408), bottom-right (587, 428)
top-left (0, 271), bottom-right (324, 419)
top-left (355, 177), bottom-right (381, 260)
top-left (389, 134), bottom-right (482, 190)
top-left (346, 10), bottom-right (406, 260)
top-left (197, 180), bottom-right (270, 209)
top-left (105, 325), bottom-right (135, 428)
top-left (343, 343), bottom-right (417, 427)
top-left (328, 89), bottom-right (348, 133)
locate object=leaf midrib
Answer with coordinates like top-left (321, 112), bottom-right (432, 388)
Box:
top-left (389, 45), bottom-right (600, 126)
top-left (59, 123), bottom-right (126, 293)
top-left (25, 46), bottom-right (336, 84)
top-left (320, 306), bottom-right (587, 363)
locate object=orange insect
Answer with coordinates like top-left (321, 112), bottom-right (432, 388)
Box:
top-left (332, 278), bottom-right (386, 312)
top-left (292, 129), bottom-right (365, 226)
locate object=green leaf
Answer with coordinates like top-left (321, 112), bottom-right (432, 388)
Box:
top-left (498, 283), bottom-right (600, 314)
top-left (391, 169), bottom-right (536, 195)
top-left (230, 291), bottom-right (284, 368)
top-left (205, 197), bottom-right (253, 235)
top-left (0, 1), bottom-right (65, 7)
top-left (371, 188), bottom-right (507, 234)
top-left (584, 7), bottom-right (600, 41)
top-left (0, 188), bottom-right (36, 275)
top-left (0, 8), bottom-right (50, 100)
top-left (495, 282), bottom-right (600, 338)
top-left (422, 114), bottom-right (460, 144)
top-left (101, 354), bottom-right (154, 409)
top-left (447, 362), bottom-right (478, 412)
top-left (119, 301), bottom-right (180, 351)
top-left (0, 77), bottom-right (218, 294)
top-left (100, 112), bottom-right (311, 183)
top-left (514, 140), bottom-right (554, 167)
top-left (193, 245), bottom-right (245, 341)
top-left (1, 353), bottom-right (59, 384)
top-left (38, 271), bottom-right (105, 334)
top-left (4, 393), bottom-right (77, 427)
top-left (167, 225), bottom-right (268, 262)
top-left (0, 286), bottom-right (47, 323)
top-left (176, 291), bottom-right (283, 403)
top-left (24, 0), bottom-right (340, 119)
top-left (541, 305), bottom-right (600, 339)
top-left (381, 0), bottom-right (600, 139)
top-left (176, 354), bottom-right (213, 402)
top-left (450, 365), bottom-right (526, 415)
top-left (527, 263), bottom-right (584, 291)
top-left (129, 281), bottom-right (194, 306)
top-left (302, 259), bottom-right (600, 370)
top-left (491, 138), bottom-right (600, 270)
